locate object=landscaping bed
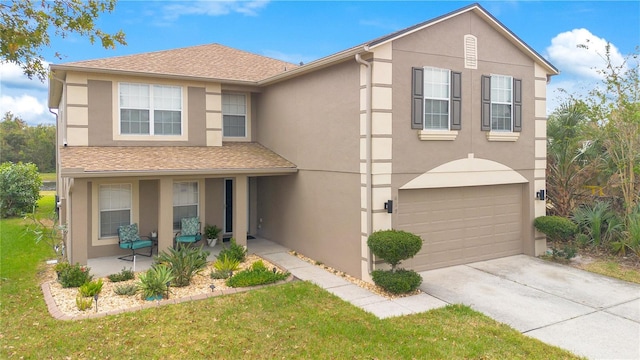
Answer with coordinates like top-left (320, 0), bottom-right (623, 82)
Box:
top-left (43, 254), bottom-right (291, 318)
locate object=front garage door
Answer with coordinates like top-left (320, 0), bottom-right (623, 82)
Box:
top-left (397, 184), bottom-right (523, 271)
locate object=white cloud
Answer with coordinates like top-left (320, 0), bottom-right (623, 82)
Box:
top-left (0, 62), bottom-right (48, 90)
top-left (546, 28), bottom-right (626, 80)
top-left (0, 94), bottom-right (54, 125)
top-left (162, 0), bottom-right (269, 21)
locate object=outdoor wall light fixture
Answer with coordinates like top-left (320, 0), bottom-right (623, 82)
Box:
top-left (384, 200), bottom-right (393, 214)
top-left (536, 190), bottom-right (545, 200)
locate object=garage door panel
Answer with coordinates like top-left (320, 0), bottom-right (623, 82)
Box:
top-left (398, 184), bottom-right (523, 271)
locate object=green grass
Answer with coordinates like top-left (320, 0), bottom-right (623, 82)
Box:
top-left (579, 260), bottom-right (640, 284)
top-left (39, 172), bottom-right (56, 182)
top-left (0, 195), bottom-right (579, 359)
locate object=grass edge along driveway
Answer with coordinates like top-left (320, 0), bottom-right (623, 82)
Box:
top-left (0, 195), bottom-right (580, 359)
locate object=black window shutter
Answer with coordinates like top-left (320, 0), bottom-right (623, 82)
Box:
top-left (513, 78), bottom-right (522, 132)
top-left (481, 75), bottom-right (491, 131)
top-left (450, 71), bottom-right (462, 130)
top-left (411, 67), bottom-right (424, 129)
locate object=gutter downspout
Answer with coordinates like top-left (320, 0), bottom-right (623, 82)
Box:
top-left (355, 51), bottom-right (373, 274)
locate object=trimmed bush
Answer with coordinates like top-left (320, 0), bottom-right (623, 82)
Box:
top-left (107, 267), bottom-right (134, 282)
top-left (371, 269), bottom-right (422, 294)
top-left (226, 267), bottom-right (289, 288)
top-left (367, 230), bottom-right (422, 269)
top-left (217, 238), bottom-right (247, 263)
top-left (533, 216), bottom-right (578, 242)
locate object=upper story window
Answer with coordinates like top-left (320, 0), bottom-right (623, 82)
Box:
top-left (119, 83), bottom-right (182, 135)
top-left (411, 67), bottom-right (462, 136)
top-left (490, 75), bottom-right (513, 131)
top-left (222, 93), bottom-right (246, 137)
top-left (481, 74), bottom-right (522, 135)
top-left (423, 67), bottom-right (450, 130)
top-left (99, 184), bottom-right (131, 238)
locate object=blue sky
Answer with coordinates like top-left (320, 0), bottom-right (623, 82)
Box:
top-left (1, 0), bottom-right (638, 125)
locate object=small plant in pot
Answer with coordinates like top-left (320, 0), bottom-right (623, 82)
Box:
top-left (204, 224), bottom-right (221, 247)
top-left (136, 265), bottom-right (175, 300)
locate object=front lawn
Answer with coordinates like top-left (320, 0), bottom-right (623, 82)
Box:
top-left (0, 195), bottom-right (579, 359)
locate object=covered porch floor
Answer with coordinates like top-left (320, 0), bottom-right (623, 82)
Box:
top-left (87, 237), bottom-right (289, 278)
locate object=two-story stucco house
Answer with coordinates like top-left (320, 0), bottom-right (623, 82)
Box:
top-left (48, 3), bottom-right (557, 281)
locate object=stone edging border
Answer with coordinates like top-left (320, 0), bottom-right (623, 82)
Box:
top-left (42, 265), bottom-right (296, 321)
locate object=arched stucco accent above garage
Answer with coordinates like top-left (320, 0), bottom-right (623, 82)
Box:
top-left (400, 155), bottom-right (528, 189)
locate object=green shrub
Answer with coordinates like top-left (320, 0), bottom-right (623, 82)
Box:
top-left (155, 244), bottom-right (209, 287)
top-left (107, 267), bottom-right (134, 282)
top-left (371, 269), bottom-right (422, 294)
top-left (251, 259), bottom-right (267, 271)
top-left (137, 265), bottom-right (175, 299)
top-left (210, 254), bottom-right (240, 279)
top-left (226, 267), bottom-right (289, 288)
top-left (58, 263), bottom-right (93, 288)
top-left (217, 238), bottom-right (247, 263)
top-left (114, 283), bottom-right (138, 296)
top-left (79, 278), bottom-right (103, 297)
top-left (548, 244), bottom-right (577, 260)
top-left (533, 216), bottom-right (578, 242)
top-left (0, 162), bottom-right (42, 218)
top-left (367, 230), bottom-right (422, 270)
top-left (572, 201), bottom-right (622, 246)
top-left (76, 295), bottom-right (93, 311)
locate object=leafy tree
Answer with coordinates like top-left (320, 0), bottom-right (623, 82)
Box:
top-left (0, 0), bottom-right (126, 81)
top-left (584, 45), bottom-right (640, 216)
top-left (0, 162), bottom-right (42, 218)
top-left (546, 102), bottom-right (598, 216)
top-left (0, 112), bottom-right (56, 172)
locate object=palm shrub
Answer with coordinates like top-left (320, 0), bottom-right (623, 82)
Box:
top-left (367, 230), bottom-right (423, 294)
top-left (210, 254), bottom-right (240, 279)
top-left (572, 201), bottom-right (622, 246)
top-left (155, 244), bottom-right (209, 287)
top-left (612, 206), bottom-right (640, 256)
top-left (137, 265), bottom-right (175, 299)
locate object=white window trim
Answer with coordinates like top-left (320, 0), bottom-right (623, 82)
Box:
top-left (422, 67), bottom-right (451, 131)
top-left (91, 180), bottom-right (139, 246)
top-left (489, 74), bottom-right (513, 133)
top-left (113, 82), bottom-right (188, 142)
top-left (487, 132), bottom-right (520, 142)
top-left (419, 130), bottom-right (459, 141)
top-left (222, 92), bottom-right (251, 141)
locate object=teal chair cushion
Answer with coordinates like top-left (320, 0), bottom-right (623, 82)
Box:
top-left (176, 235), bottom-right (199, 243)
top-left (118, 223), bottom-right (153, 249)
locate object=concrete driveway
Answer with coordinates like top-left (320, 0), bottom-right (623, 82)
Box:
top-left (419, 255), bottom-right (640, 360)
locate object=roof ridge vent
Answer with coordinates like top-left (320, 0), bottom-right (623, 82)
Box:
top-left (464, 34), bottom-right (478, 69)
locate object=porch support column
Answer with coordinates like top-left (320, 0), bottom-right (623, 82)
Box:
top-left (233, 175), bottom-right (248, 247)
top-left (158, 178), bottom-right (174, 252)
top-left (69, 178), bottom-right (88, 265)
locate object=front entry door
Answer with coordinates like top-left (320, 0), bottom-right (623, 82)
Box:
top-left (224, 179), bottom-right (233, 233)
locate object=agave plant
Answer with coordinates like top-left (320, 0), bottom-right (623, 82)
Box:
top-left (155, 244), bottom-right (209, 287)
top-left (137, 265), bottom-right (175, 300)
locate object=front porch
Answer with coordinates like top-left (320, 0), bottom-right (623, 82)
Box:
top-left (88, 237), bottom-right (289, 277)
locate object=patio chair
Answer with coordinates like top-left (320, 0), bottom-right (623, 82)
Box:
top-left (174, 217), bottom-right (202, 246)
top-left (117, 223), bottom-right (154, 261)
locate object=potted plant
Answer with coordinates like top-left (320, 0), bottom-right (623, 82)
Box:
top-left (136, 265), bottom-right (174, 300)
top-left (204, 224), bottom-right (221, 247)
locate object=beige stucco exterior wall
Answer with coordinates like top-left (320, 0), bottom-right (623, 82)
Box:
top-left (382, 11), bottom-right (548, 258)
top-left (256, 60), bottom-right (363, 277)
